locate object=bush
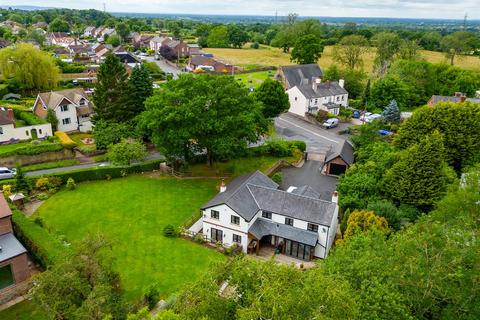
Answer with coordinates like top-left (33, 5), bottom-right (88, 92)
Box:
top-left (35, 176), bottom-right (63, 192)
top-left (12, 210), bottom-right (69, 267)
top-left (163, 224), bottom-right (176, 237)
top-left (54, 131), bottom-right (77, 149)
top-left (66, 177), bottom-right (76, 190)
top-left (0, 142), bottom-right (64, 158)
top-left (271, 172), bottom-right (282, 184)
top-left (2, 184), bottom-right (12, 197)
top-left (250, 42), bottom-right (260, 49)
top-left (107, 139), bottom-right (147, 166)
top-left (144, 285), bottom-right (160, 310)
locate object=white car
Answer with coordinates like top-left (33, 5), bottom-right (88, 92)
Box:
top-left (0, 167), bottom-right (16, 180)
top-left (365, 114), bottom-right (383, 123)
top-left (323, 118), bottom-right (339, 129)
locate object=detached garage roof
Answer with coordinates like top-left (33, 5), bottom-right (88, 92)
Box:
top-left (325, 140), bottom-right (354, 166)
top-left (0, 233), bottom-right (27, 263)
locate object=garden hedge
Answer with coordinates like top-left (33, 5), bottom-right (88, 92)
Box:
top-left (12, 210), bottom-right (69, 268)
top-left (0, 142), bottom-right (64, 158)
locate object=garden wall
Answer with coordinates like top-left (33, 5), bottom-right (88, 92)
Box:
top-left (0, 148), bottom-right (75, 167)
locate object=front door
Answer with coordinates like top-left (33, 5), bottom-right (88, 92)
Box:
top-left (210, 228), bottom-right (223, 243)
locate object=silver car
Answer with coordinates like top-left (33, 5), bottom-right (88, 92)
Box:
top-left (0, 167), bottom-right (16, 180)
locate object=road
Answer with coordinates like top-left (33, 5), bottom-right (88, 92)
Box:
top-left (143, 56), bottom-right (184, 79)
top-left (26, 152), bottom-right (165, 177)
top-left (274, 113), bottom-right (348, 154)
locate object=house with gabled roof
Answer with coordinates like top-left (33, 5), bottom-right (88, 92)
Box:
top-left (0, 194), bottom-right (29, 292)
top-left (46, 32), bottom-right (75, 47)
top-left (32, 88), bottom-right (94, 132)
top-left (322, 140), bottom-right (354, 176)
top-left (200, 171), bottom-right (339, 261)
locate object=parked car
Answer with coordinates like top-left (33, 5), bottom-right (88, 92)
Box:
top-left (360, 112), bottom-right (372, 121)
top-left (365, 114), bottom-right (382, 123)
top-left (0, 167), bottom-right (16, 180)
top-left (323, 118), bottom-right (339, 129)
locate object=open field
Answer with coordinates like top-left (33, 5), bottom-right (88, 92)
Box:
top-left (205, 45), bottom-right (480, 73)
top-left (34, 175), bottom-right (224, 302)
top-left (234, 71), bottom-right (275, 89)
top-left (0, 300), bottom-right (47, 320)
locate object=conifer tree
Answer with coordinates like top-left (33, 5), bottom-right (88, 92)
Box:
top-left (129, 64), bottom-right (153, 115)
top-left (382, 99), bottom-right (401, 123)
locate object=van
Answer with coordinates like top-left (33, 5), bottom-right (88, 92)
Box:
top-left (323, 118), bottom-right (339, 129)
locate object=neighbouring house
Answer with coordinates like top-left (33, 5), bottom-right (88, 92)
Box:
top-left (0, 107), bottom-right (52, 143)
top-left (114, 51), bottom-right (141, 69)
top-left (32, 88), bottom-right (94, 132)
top-left (278, 64), bottom-right (348, 117)
top-left (163, 39), bottom-right (190, 58)
top-left (200, 171), bottom-right (339, 261)
top-left (287, 79), bottom-right (348, 117)
top-left (46, 32), bottom-right (75, 47)
top-left (187, 44), bottom-right (202, 56)
top-left (427, 92), bottom-right (480, 106)
top-left (188, 55), bottom-right (234, 74)
top-left (322, 140), bottom-right (354, 176)
top-left (0, 194), bottom-right (29, 292)
top-left (277, 64), bottom-right (323, 90)
top-left (97, 28), bottom-right (115, 42)
top-left (0, 38), bottom-right (11, 49)
top-left (83, 26), bottom-right (96, 38)
top-left (32, 21), bottom-right (48, 29)
top-left (52, 47), bottom-right (70, 57)
top-left (149, 36), bottom-right (170, 52)
top-left (68, 44), bottom-right (94, 61)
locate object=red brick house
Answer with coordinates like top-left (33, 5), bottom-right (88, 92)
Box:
top-left (0, 195), bottom-right (29, 292)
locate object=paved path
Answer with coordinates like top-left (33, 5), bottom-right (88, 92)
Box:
top-left (26, 152), bottom-right (164, 177)
top-left (144, 56), bottom-right (184, 78)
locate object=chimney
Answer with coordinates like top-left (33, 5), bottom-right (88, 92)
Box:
top-left (331, 191), bottom-right (338, 204)
top-left (339, 79), bottom-right (345, 88)
top-left (7, 108), bottom-right (15, 123)
top-left (312, 78), bottom-right (321, 91)
top-left (219, 179), bottom-right (227, 193)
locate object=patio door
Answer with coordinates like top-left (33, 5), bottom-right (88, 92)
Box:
top-left (210, 228), bottom-right (223, 243)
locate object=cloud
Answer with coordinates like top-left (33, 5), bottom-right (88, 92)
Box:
top-left (3, 0), bottom-right (480, 19)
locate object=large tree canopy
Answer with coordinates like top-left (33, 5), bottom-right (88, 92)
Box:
top-left (139, 74), bottom-right (268, 165)
top-left (0, 43), bottom-right (59, 92)
top-left (252, 78), bottom-right (289, 118)
top-left (290, 34), bottom-right (324, 64)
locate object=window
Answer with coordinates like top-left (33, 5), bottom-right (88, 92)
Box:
top-left (294, 97), bottom-right (298, 101)
top-left (231, 215), bottom-right (240, 225)
top-left (336, 96), bottom-right (340, 101)
top-left (307, 223), bottom-right (319, 232)
top-left (211, 210), bottom-right (220, 219)
top-left (210, 228), bottom-right (223, 243)
top-left (60, 105), bottom-right (69, 112)
top-left (26, 130), bottom-right (29, 136)
top-left (314, 98), bottom-right (318, 104)
top-left (285, 217), bottom-right (293, 226)
top-left (262, 211), bottom-right (272, 219)
top-left (232, 234), bottom-right (241, 243)
top-left (39, 129), bottom-right (42, 134)
top-left (62, 118), bottom-right (71, 125)
top-left (0, 127), bottom-right (3, 135)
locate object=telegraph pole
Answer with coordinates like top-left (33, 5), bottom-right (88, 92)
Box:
top-left (463, 13), bottom-right (468, 29)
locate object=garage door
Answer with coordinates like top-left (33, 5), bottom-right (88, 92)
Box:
top-left (329, 163), bottom-right (347, 176)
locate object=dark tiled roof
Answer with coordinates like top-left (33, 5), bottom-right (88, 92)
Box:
top-left (0, 194), bottom-right (13, 219)
top-left (249, 218), bottom-right (319, 246)
top-left (0, 233), bottom-right (27, 263)
top-left (280, 64), bottom-right (323, 89)
top-left (291, 185), bottom-right (320, 199)
top-left (114, 52), bottom-right (139, 64)
top-left (202, 171), bottom-right (336, 226)
top-left (325, 140), bottom-right (355, 166)
top-left (297, 81), bottom-right (348, 99)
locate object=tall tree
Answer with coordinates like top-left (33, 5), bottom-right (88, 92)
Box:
top-left (333, 35), bottom-right (369, 69)
top-left (129, 63), bottom-right (153, 115)
top-left (0, 43), bottom-right (59, 92)
top-left (290, 34), bottom-right (324, 64)
top-left (372, 32), bottom-right (401, 75)
top-left (116, 21), bottom-right (130, 43)
top-left (441, 31), bottom-right (479, 66)
top-left (139, 74), bottom-right (267, 165)
top-left (92, 53), bottom-right (134, 123)
top-left (207, 26), bottom-right (230, 48)
top-left (227, 25), bottom-right (249, 48)
top-left (48, 17), bottom-right (70, 32)
top-left (384, 131), bottom-right (455, 211)
top-left (382, 100), bottom-right (401, 123)
top-left (252, 78), bottom-right (289, 118)
top-left (343, 210), bottom-right (389, 240)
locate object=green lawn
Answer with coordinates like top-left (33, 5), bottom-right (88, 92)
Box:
top-left (33, 175), bottom-right (225, 302)
top-left (0, 300), bottom-right (47, 320)
top-left (0, 140), bottom-right (56, 157)
top-left (234, 71), bottom-right (275, 89)
top-left (23, 159), bottom-right (81, 172)
top-left (68, 132), bottom-right (97, 154)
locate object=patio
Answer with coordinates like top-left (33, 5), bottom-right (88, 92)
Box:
top-left (253, 246), bottom-right (316, 269)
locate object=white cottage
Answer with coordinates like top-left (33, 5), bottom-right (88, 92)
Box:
top-left (201, 171), bottom-right (339, 261)
top-left (0, 107), bottom-right (52, 143)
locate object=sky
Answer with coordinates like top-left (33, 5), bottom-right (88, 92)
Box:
top-left (3, 0), bottom-right (480, 19)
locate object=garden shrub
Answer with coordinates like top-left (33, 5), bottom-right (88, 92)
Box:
top-left (12, 210), bottom-right (69, 267)
top-left (271, 172), bottom-right (282, 184)
top-left (2, 184), bottom-right (12, 197)
top-left (143, 285), bottom-right (160, 310)
top-left (163, 224), bottom-right (176, 238)
top-left (0, 142), bottom-right (64, 158)
top-left (54, 131), bottom-right (77, 149)
top-left (35, 176), bottom-right (63, 192)
top-left (66, 177), bottom-right (76, 190)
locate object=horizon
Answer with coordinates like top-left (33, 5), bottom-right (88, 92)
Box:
top-left (2, 1), bottom-right (480, 20)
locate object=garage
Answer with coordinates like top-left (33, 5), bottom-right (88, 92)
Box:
top-left (0, 264), bottom-right (14, 290)
top-left (328, 163), bottom-right (347, 176)
top-left (323, 140), bottom-right (354, 176)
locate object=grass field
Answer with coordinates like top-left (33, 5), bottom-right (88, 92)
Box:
top-left (34, 175), bottom-right (224, 302)
top-left (234, 71), bottom-right (275, 89)
top-left (205, 45), bottom-right (480, 73)
top-left (0, 300), bottom-right (47, 320)
top-left (0, 139), bottom-right (55, 157)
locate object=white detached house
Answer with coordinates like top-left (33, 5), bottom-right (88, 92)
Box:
top-left (32, 88), bottom-right (95, 132)
top-left (201, 171), bottom-right (339, 261)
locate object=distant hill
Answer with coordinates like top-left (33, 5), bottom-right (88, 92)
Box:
top-left (0, 5), bottom-right (57, 11)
